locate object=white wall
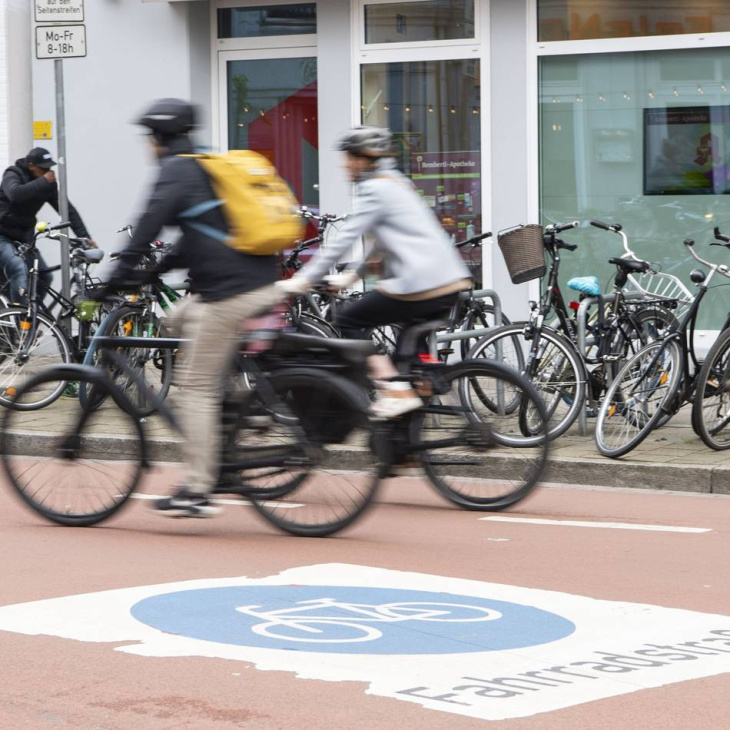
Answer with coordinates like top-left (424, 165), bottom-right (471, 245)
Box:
top-left (490, 0), bottom-right (534, 320)
top-left (0, 0), bottom-right (32, 171)
top-left (31, 0), bottom-right (196, 267)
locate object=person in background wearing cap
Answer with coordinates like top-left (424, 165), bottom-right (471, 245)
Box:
top-left (0, 147), bottom-right (96, 304)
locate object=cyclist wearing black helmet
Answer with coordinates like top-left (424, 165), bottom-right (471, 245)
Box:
top-left (278, 126), bottom-right (472, 419)
top-left (103, 98), bottom-right (280, 518)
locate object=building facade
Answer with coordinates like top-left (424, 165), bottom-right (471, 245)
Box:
top-left (23, 0), bottom-right (730, 332)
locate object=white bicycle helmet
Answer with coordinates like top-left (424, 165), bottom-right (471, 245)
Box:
top-left (337, 126), bottom-right (394, 158)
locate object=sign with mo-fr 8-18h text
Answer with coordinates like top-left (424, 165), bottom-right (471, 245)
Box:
top-left (35, 0), bottom-right (84, 24)
top-left (36, 25), bottom-right (86, 60)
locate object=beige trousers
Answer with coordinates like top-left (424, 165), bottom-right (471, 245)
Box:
top-left (168, 284), bottom-right (280, 494)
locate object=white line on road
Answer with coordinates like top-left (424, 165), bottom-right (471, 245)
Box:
top-left (479, 516), bottom-right (712, 533)
top-left (130, 494), bottom-right (302, 509)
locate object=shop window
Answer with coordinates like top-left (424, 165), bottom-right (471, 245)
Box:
top-left (361, 59), bottom-right (482, 281)
top-left (538, 1), bottom-right (730, 42)
top-left (218, 4), bottom-right (316, 39)
top-left (364, 0), bottom-right (475, 44)
top-left (539, 47), bottom-right (730, 328)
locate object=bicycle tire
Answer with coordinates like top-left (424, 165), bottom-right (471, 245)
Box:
top-left (0, 307), bottom-right (72, 409)
top-left (1, 365), bottom-right (146, 526)
top-left (468, 324), bottom-right (585, 439)
top-left (459, 304), bottom-right (511, 359)
top-left (692, 327), bottom-right (730, 450)
top-left (411, 359), bottom-right (549, 510)
top-left (244, 369), bottom-right (381, 537)
top-left (595, 339), bottom-right (682, 458)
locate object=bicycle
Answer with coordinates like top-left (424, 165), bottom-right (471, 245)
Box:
top-left (0, 302), bottom-right (550, 532)
top-left (0, 221), bottom-right (108, 409)
top-left (595, 230), bottom-right (730, 457)
top-left (466, 221), bottom-right (678, 439)
top-left (78, 230), bottom-right (187, 416)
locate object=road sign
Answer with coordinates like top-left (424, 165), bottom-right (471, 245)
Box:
top-left (34, 0), bottom-right (84, 24)
top-left (35, 25), bottom-right (86, 60)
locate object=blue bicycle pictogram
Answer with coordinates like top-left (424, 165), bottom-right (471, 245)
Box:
top-left (131, 586), bottom-right (575, 654)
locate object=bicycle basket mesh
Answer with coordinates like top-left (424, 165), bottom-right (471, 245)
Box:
top-left (497, 225), bottom-right (546, 285)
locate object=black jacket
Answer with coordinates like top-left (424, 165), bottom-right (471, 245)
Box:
top-left (0, 159), bottom-right (90, 243)
top-left (107, 138), bottom-right (278, 302)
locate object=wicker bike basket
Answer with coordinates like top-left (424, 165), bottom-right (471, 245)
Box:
top-left (497, 224), bottom-right (546, 285)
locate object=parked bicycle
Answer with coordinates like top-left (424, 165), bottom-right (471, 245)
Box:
top-left (595, 229), bottom-right (730, 457)
top-left (0, 221), bottom-right (108, 409)
top-left (467, 220), bottom-right (679, 438)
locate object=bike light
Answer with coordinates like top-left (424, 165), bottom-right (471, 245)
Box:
top-left (690, 269), bottom-right (706, 284)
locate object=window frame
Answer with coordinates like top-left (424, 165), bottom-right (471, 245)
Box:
top-left (353, 0), bottom-right (492, 286)
top-left (357, 0), bottom-right (481, 52)
top-left (215, 0), bottom-right (317, 52)
top-left (527, 0), bottom-right (730, 332)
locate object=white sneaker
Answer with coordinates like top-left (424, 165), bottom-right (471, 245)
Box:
top-left (369, 395), bottom-right (422, 420)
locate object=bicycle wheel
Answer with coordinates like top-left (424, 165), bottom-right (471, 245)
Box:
top-left (1, 366), bottom-right (146, 526)
top-left (0, 308), bottom-right (72, 409)
top-left (468, 324), bottom-right (584, 439)
top-left (595, 339), bottom-right (682, 458)
top-left (369, 324), bottom-right (402, 356)
top-left (82, 305), bottom-right (173, 417)
top-left (459, 304), bottom-right (511, 359)
top-left (692, 327), bottom-right (730, 450)
top-left (238, 370), bottom-right (381, 537)
top-left (411, 360), bottom-right (549, 510)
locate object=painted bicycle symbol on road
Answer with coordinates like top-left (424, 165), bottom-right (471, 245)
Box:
top-left (236, 598), bottom-right (502, 643)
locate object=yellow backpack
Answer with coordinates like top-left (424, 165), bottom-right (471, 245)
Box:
top-left (180, 150), bottom-right (304, 256)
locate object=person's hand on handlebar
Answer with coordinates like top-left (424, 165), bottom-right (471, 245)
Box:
top-left (275, 276), bottom-right (310, 296)
top-left (323, 271), bottom-right (358, 292)
top-left (43, 170), bottom-right (56, 184)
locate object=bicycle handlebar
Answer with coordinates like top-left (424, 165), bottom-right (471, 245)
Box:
top-left (546, 221), bottom-right (579, 234)
top-left (456, 231), bottom-right (492, 248)
top-left (684, 238), bottom-right (730, 278)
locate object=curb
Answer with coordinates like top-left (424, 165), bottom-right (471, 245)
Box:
top-left (4, 430), bottom-right (728, 496)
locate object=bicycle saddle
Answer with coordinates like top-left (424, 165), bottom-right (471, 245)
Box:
top-left (608, 257), bottom-right (650, 273)
top-left (567, 276), bottom-right (601, 297)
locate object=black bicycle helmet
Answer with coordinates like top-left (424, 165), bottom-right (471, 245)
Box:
top-left (337, 126), bottom-right (394, 158)
top-left (136, 98), bottom-right (197, 136)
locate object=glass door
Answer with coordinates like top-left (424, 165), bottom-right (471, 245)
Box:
top-left (219, 48), bottom-right (319, 210)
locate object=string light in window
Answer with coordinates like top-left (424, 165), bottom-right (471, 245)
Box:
top-left (472, 107), bottom-right (480, 115)
top-left (722, 84), bottom-right (728, 92)
top-left (648, 91), bottom-right (655, 99)
top-left (450, 106), bottom-right (456, 114)
top-left (697, 85), bottom-right (704, 95)
top-left (623, 91), bottom-right (631, 101)
top-left (598, 93), bottom-right (606, 102)
top-left (428, 104), bottom-right (434, 113)
top-left (405, 103), bottom-right (411, 112)
top-left (673, 87), bottom-right (679, 97)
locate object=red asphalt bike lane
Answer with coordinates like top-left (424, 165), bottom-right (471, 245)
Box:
top-left (0, 465), bottom-right (729, 730)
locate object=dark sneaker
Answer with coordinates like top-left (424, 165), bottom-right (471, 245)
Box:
top-left (153, 487), bottom-right (221, 518)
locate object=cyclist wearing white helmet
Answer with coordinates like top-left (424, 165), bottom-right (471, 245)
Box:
top-left (278, 126), bottom-right (472, 419)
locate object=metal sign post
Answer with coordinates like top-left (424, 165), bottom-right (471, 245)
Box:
top-left (34, 0), bottom-right (85, 315)
top-left (54, 59), bottom-right (70, 307)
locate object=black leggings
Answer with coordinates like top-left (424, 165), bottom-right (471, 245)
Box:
top-left (335, 290), bottom-right (459, 360)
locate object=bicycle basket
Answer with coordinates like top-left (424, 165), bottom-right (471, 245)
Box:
top-left (497, 224), bottom-right (546, 285)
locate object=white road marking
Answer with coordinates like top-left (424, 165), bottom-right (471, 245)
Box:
top-left (130, 494), bottom-right (302, 509)
top-left (479, 516), bottom-right (711, 533)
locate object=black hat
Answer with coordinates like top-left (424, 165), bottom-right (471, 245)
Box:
top-left (26, 148), bottom-right (56, 169)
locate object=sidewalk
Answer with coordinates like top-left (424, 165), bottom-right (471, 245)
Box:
top-left (3, 395), bottom-right (729, 495)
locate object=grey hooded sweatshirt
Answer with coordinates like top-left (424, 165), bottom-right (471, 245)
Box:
top-left (300, 160), bottom-right (471, 297)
